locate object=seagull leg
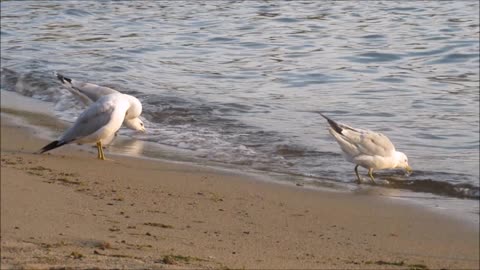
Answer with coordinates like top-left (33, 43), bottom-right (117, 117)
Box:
top-left (96, 142), bottom-right (105, 160)
top-left (368, 168), bottom-right (376, 184)
top-left (96, 142), bottom-right (102, 159)
top-left (99, 142), bottom-right (105, 160)
top-left (354, 165), bottom-right (361, 183)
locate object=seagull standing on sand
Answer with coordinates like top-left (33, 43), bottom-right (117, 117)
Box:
top-left (55, 73), bottom-right (145, 132)
top-left (319, 113), bottom-right (412, 183)
top-left (39, 92), bottom-right (145, 160)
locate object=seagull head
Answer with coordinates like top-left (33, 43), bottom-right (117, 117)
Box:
top-left (395, 151), bottom-right (412, 174)
top-left (124, 117), bottom-right (146, 133)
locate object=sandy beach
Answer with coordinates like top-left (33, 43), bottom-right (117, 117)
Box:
top-left (1, 93), bottom-right (479, 269)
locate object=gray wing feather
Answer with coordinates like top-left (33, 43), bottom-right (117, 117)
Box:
top-left (70, 80), bottom-right (118, 102)
top-left (66, 87), bottom-right (94, 106)
top-left (331, 123), bottom-right (396, 158)
top-left (56, 73), bottom-right (119, 104)
top-left (357, 130), bottom-right (395, 156)
top-left (60, 99), bottom-right (115, 142)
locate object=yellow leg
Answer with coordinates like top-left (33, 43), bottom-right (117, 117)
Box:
top-left (96, 142), bottom-right (101, 159)
top-left (368, 168), bottom-right (376, 184)
top-left (99, 142), bottom-right (105, 160)
top-left (96, 142), bottom-right (105, 160)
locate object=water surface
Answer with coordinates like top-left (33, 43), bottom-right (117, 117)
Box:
top-left (1, 1), bottom-right (479, 216)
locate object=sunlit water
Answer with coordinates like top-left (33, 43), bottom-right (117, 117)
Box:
top-left (1, 1), bottom-right (479, 218)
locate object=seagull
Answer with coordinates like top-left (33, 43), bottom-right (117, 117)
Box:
top-left (39, 92), bottom-right (145, 160)
top-left (319, 113), bottom-right (412, 183)
top-left (55, 73), bottom-right (145, 133)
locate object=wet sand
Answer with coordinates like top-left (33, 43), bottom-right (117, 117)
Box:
top-left (1, 93), bottom-right (479, 269)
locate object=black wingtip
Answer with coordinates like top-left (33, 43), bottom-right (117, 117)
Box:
top-left (56, 73), bottom-right (72, 84)
top-left (318, 112), bottom-right (343, 134)
top-left (38, 140), bottom-right (66, 154)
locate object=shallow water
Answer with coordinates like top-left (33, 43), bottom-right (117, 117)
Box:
top-left (1, 2), bottom-right (479, 207)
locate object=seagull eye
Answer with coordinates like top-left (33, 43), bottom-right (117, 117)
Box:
top-left (140, 123), bottom-right (144, 126)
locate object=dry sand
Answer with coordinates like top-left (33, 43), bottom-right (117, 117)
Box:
top-left (1, 94), bottom-right (479, 269)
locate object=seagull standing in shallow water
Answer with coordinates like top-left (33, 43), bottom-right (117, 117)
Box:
top-left (319, 113), bottom-right (412, 183)
top-left (39, 92), bottom-right (145, 160)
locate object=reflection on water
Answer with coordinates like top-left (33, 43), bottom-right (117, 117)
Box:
top-left (110, 136), bottom-right (146, 157)
top-left (1, 2), bottom-right (479, 207)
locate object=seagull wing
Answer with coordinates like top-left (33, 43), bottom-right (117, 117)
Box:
top-left (340, 125), bottom-right (396, 157)
top-left (59, 95), bottom-right (118, 143)
top-left (56, 73), bottom-right (119, 104)
top-left (320, 113), bottom-right (395, 158)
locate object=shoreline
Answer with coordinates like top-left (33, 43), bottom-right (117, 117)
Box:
top-left (2, 90), bottom-right (478, 226)
top-left (1, 91), bottom-right (479, 269)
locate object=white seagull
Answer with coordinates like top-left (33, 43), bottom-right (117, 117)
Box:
top-left (55, 73), bottom-right (145, 133)
top-left (319, 113), bottom-right (412, 183)
top-left (39, 92), bottom-right (145, 160)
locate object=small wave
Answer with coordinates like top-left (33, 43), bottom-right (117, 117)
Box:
top-left (347, 52), bottom-right (404, 63)
top-left (208, 37), bottom-right (237, 43)
top-left (64, 8), bottom-right (93, 17)
top-left (274, 17), bottom-right (300, 23)
top-left (274, 144), bottom-right (340, 158)
top-left (383, 7), bottom-right (419, 12)
top-left (374, 77), bottom-right (405, 83)
top-left (361, 34), bottom-right (386, 39)
top-left (1, 68), bottom-right (57, 99)
top-left (428, 53), bottom-right (479, 64)
top-left (76, 37), bottom-right (112, 42)
top-left (386, 178), bottom-right (479, 200)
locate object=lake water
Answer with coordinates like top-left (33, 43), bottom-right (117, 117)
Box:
top-left (1, 1), bottom-right (479, 216)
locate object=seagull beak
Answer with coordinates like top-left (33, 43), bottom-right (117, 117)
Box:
top-left (405, 165), bottom-right (413, 175)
